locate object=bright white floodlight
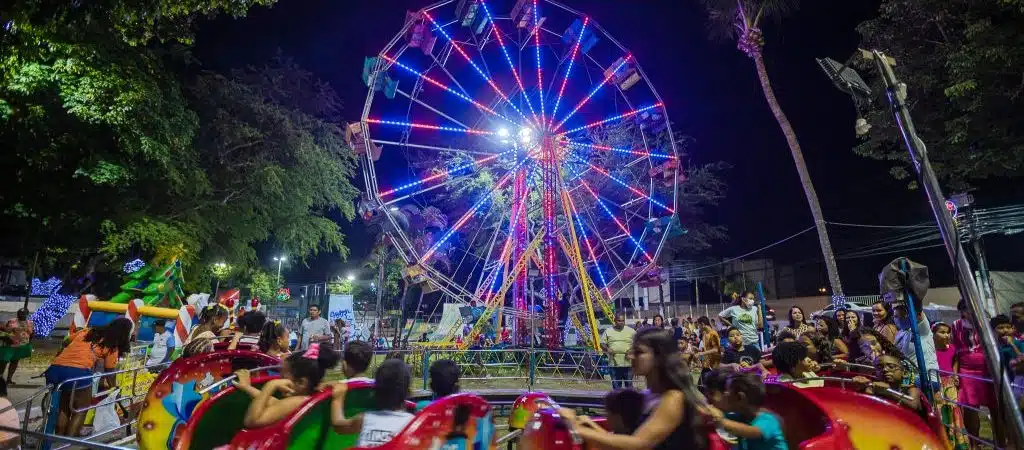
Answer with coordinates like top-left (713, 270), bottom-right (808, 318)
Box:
top-left (519, 127), bottom-right (534, 145)
top-left (497, 127), bottom-right (510, 137)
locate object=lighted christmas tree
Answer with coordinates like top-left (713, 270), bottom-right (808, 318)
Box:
top-left (109, 260), bottom-right (185, 308)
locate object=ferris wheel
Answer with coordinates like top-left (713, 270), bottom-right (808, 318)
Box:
top-left (353, 0), bottom-right (682, 349)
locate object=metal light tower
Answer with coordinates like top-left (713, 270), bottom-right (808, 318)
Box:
top-left (274, 255), bottom-right (287, 287)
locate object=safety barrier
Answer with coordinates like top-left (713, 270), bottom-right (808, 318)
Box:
top-left (34, 342), bottom-right (166, 450)
top-left (363, 348), bottom-right (646, 392)
top-left (929, 368), bottom-right (1003, 449)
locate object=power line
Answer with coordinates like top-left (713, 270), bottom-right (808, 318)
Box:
top-left (823, 221), bottom-right (937, 230)
top-left (665, 225), bottom-right (816, 276)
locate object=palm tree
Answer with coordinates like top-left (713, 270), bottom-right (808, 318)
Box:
top-left (703, 0), bottom-right (844, 300)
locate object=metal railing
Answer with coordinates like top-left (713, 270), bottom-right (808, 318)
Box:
top-left (359, 348), bottom-right (645, 392)
top-left (41, 357), bottom-right (171, 450)
top-left (929, 368), bottom-right (1003, 449)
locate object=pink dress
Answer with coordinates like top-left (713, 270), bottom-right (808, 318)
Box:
top-left (952, 319), bottom-right (994, 408)
top-left (936, 344), bottom-right (956, 373)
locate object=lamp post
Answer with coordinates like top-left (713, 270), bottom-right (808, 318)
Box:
top-left (274, 256), bottom-right (287, 287)
top-left (212, 262), bottom-right (228, 300)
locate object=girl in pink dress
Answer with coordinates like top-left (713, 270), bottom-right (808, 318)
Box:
top-left (933, 322), bottom-right (968, 449)
top-left (952, 300), bottom-right (994, 443)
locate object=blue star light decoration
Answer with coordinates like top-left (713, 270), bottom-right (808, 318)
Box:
top-left (29, 277), bottom-right (76, 336)
top-left (123, 258), bottom-right (145, 274)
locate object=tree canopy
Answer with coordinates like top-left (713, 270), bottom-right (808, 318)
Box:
top-left (0, 0), bottom-right (359, 292)
top-left (856, 0), bottom-right (1024, 189)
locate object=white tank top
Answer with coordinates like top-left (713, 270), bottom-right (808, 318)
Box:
top-left (357, 410), bottom-right (414, 447)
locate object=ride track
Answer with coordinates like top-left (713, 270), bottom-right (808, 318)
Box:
top-left (355, 0), bottom-right (683, 350)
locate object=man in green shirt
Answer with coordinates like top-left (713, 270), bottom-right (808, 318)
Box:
top-left (601, 313), bottom-right (637, 389)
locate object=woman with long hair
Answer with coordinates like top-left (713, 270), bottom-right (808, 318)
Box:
top-left (871, 300), bottom-right (898, 345)
top-left (566, 328), bottom-right (707, 450)
top-left (780, 306), bottom-right (814, 338)
top-left (186, 303), bottom-right (230, 345)
top-left (814, 316), bottom-right (849, 360)
top-left (845, 312), bottom-right (862, 339)
top-left (45, 317), bottom-right (133, 436)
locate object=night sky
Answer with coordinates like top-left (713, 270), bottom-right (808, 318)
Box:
top-left (194, 0), bottom-right (1023, 296)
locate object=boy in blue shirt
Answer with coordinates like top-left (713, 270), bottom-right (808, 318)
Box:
top-left (702, 372), bottom-right (788, 450)
top-left (992, 314), bottom-right (1024, 378)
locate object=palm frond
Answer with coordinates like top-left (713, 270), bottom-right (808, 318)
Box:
top-left (701, 0), bottom-right (741, 42)
top-left (752, 0), bottom-right (800, 26)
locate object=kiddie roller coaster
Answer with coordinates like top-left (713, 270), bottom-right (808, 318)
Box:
top-left (9, 1), bottom-right (1021, 449)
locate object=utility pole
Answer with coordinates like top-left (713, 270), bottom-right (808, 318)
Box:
top-left (954, 193), bottom-right (997, 314)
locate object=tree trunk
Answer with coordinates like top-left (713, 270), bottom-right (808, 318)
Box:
top-left (394, 280), bottom-right (409, 349)
top-left (752, 53), bottom-right (845, 300)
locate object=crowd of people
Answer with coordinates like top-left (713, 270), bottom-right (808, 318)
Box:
top-left (598, 291), bottom-right (1024, 449)
top-left (26, 289), bottom-right (1024, 448)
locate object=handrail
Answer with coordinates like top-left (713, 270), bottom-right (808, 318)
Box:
top-left (496, 429), bottom-right (523, 444)
top-left (0, 424), bottom-right (129, 450)
top-left (197, 364), bottom-right (281, 394)
top-left (928, 368), bottom-right (998, 447)
top-left (0, 384), bottom-right (49, 414)
top-left (776, 376), bottom-right (915, 403)
top-left (66, 361), bottom-right (171, 413)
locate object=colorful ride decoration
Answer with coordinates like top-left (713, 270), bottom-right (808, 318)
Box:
top-left (360, 1), bottom-right (677, 351)
top-left (178, 378), bottom-right (494, 450)
top-left (110, 260), bottom-right (186, 308)
top-left (759, 382), bottom-right (946, 449)
top-left (70, 295), bottom-right (196, 346)
top-left (136, 350), bottom-right (280, 450)
top-left (509, 392), bottom-right (557, 430)
top-left (274, 287), bottom-right (291, 303)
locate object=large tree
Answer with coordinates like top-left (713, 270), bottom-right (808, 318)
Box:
top-left (855, 0), bottom-right (1024, 189)
top-left (0, 1), bottom-right (360, 296)
top-left (702, 0), bottom-right (845, 298)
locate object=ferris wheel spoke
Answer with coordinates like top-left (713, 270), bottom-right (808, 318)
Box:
top-left (378, 147), bottom-right (513, 199)
top-left (565, 140), bottom-right (676, 160)
top-left (422, 10), bottom-right (532, 125)
top-left (550, 55), bottom-right (632, 133)
top-left (382, 55), bottom-right (516, 125)
top-left (365, 118), bottom-right (495, 137)
top-left (548, 16), bottom-right (588, 130)
top-left (477, 0), bottom-right (539, 124)
top-left (558, 103), bottom-right (664, 136)
top-left (577, 199), bottom-right (630, 284)
top-left (565, 153), bottom-right (673, 214)
top-left (562, 179), bottom-right (612, 297)
top-left (578, 181), bottom-right (653, 263)
top-left (419, 158), bottom-right (528, 263)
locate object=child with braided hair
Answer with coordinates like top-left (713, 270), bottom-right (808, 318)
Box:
top-left (257, 320), bottom-right (290, 358)
top-left (238, 343), bottom-right (339, 428)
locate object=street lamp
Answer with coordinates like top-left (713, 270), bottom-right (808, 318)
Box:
top-left (347, 273), bottom-right (356, 282)
top-left (274, 255), bottom-right (287, 287)
top-left (212, 262), bottom-right (228, 300)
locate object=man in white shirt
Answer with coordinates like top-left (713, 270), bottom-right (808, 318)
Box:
top-left (601, 313), bottom-right (637, 389)
top-left (299, 305), bottom-right (332, 351)
top-left (147, 320), bottom-right (174, 366)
